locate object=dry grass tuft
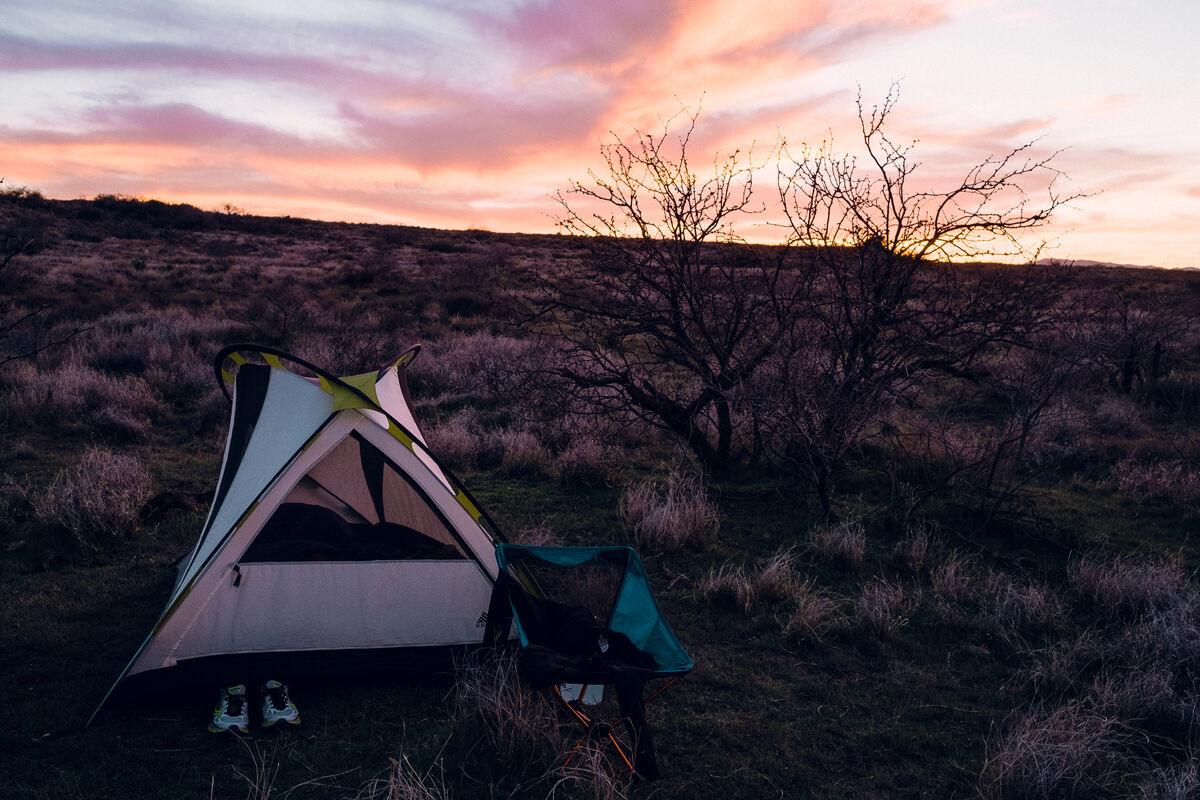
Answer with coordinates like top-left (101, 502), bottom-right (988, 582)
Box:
top-left (697, 564), bottom-right (756, 613)
top-left (754, 547), bottom-right (799, 603)
top-left (980, 703), bottom-right (1138, 800)
top-left (1136, 762), bottom-right (1200, 800)
top-left (557, 436), bottom-right (612, 485)
top-left (782, 579), bottom-right (844, 644)
top-left (987, 580), bottom-right (1064, 644)
top-left (452, 651), bottom-right (560, 767)
top-left (618, 471), bottom-right (718, 553)
top-left (497, 427), bottom-right (553, 477)
top-left (857, 577), bottom-right (911, 637)
top-left (1071, 553), bottom-right (1188, 617)
top-left (893, 522), bottom-right (932, 574)
top-left (32, 446), bottom-right (152, 546)
top-left (356, 756), bottom-right (450, 800)
top-left (808, 519), bottom-right (866, 571)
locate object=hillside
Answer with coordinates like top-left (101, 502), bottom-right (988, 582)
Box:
top-left (3, 192), bottom-right (1200, 799)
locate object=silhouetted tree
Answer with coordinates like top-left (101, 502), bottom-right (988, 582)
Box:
top-left (766, 87), bottom-right (1083, 514)
top-left (522, 111), bottom-right (801, 473)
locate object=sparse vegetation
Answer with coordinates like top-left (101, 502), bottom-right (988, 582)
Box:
top-left (2, 183), bottom-right (1200, 798)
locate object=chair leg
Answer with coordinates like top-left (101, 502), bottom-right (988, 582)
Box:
top-left (553, 685), bottom-right (640, 776)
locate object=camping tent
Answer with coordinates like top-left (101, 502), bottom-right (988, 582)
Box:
top-left (90, 344), bottom-right (503, 724)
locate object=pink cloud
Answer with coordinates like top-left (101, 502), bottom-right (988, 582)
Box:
top-left (486, 0), bottom-right (678, 72)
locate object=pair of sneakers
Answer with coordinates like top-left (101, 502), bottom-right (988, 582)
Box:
top-left (208, 680), bottom-right (300, 734)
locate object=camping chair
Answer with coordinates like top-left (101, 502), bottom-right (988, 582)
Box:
top-left (483, 544), bottom-right (693, 780)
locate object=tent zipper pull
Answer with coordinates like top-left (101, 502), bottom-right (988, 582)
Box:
top-left (232, 565), bottom-right (242, 587)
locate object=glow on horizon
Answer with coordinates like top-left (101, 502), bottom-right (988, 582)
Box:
top-left (1, 0), bottom-right (1196, 267)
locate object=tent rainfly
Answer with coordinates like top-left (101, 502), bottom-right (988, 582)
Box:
top-left (90, 345), bottom-right (504, 726)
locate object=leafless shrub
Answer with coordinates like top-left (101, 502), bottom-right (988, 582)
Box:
top-left (557, 437), bottom-right (612, 485)
top-left (697, 564), bottom-right (755, 613)
top-left (425, 409), bottom-right (483, 470)
top-left (4, 359), bottom-right (161, 436)
top-left (857, 577), bottom-right (911, 637)
top-left (32, 446), bottom-right (152, 545)
top-left (498, 427), bottom-right (553, 477)
top-left (1094, 394), bottom-right (1149, 436)
top-left (1071, 553), bottom-right (1188, 617)
top-left (981, 704), bottom-right (1138, 800)
top-left (808, 519), bottom-right (866, 571)
top-left (782, 579), bottom-right (844, 644)
top-left (618, 471), bottom-right (718, 553)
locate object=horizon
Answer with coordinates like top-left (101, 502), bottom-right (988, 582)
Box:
top-left (2, 0), bottom-right (1197, 269)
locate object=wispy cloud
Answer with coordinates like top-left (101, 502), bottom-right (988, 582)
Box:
top-left (1, 0), bottom-right (1196, 266)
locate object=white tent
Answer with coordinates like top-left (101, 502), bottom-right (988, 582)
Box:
top-left (90, 345), bottom-right (502, 724)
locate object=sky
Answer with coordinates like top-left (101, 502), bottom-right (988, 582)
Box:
top-left (1, 0), bottom-right (1197, 267)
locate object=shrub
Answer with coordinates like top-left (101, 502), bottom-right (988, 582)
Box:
top-left (33, 446), bottom-right (152, 545)
top-left (497, 427), bottom-right (553, 477)
top-left (425, 409), bottom-right (483, 469)
top-left (1094, 395), bottom-right (1149, 436)
top-left (3, 359), bottom-right (161, 437)
top-left (557, 436), bottom-right (612, 485)
top-left (618, 471), bottom-right (718, 553)
top-left (808, 519), bottom-right (866, 571)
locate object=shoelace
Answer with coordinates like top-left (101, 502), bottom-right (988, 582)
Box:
top-left (266, 688), bottom-right (289, 711)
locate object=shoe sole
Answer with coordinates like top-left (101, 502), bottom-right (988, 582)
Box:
top-left (262, 716), bottom-right (301, 729)
top-left (208, 723), bottom-right (250, 735)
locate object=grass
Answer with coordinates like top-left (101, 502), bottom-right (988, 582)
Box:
top-left (4, 193), bottom-right (1200, 798)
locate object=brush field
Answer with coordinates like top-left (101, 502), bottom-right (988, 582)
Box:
top-left (3, 192), bottom-right (1200, 799)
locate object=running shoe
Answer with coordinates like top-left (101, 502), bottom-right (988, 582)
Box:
top-left (261, 680), bottom-right (300, 728)
top-left (208, 684), bottom-right (250, 734)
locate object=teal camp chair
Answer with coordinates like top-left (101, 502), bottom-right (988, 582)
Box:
top-left (484, 544), bottom-right (692, 780)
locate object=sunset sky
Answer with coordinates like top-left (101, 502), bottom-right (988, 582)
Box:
top-left (2, 0), bottom-right (1196, 267)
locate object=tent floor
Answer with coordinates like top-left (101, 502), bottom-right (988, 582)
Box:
top-left (98, 644), bottom-right (481, 723)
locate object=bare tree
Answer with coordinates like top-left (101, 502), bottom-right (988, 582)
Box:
top-left (766, 88), bottom-right (1083, 514)
top-left (522, 111), bottom-right (801, 473)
